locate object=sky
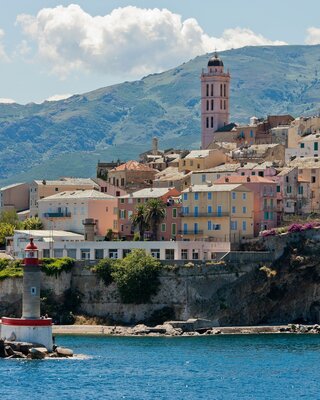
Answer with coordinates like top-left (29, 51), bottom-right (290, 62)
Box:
top-left (1, 0), bottom-right (320, 104)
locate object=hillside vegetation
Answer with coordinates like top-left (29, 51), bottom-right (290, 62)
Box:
top-left (1, 44), bottom-right (320, 185)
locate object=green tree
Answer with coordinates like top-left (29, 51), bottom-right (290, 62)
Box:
top-left (130, 204), bottom-right (149, 241)
top-left (21, 216), bottom-right (43, 230)
top-left (0, 210), bottom-right (20, 227)
top-left (144, 198), bottom-right (166, 241)
top-left (0, 223), bottom-right (15, 246)
top-left (111, 249), bottom-right (161, 303)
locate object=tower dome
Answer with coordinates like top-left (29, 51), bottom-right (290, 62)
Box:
top-left (208, 52), bottom-right (224, 67)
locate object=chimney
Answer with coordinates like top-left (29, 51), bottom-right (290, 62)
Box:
top-left (82, 218), bottom-right (96, 241)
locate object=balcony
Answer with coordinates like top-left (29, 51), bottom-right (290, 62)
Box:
top-left (178, 230), bottom-right (204, 235)
top-left (180, 212), bottom-right (229, 218)
top-left (43, 212), bottom-right (71, 218)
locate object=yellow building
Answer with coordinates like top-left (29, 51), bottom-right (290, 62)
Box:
top-left (178, 149), bottom-right (228, 173)
top-left (180, 183), bottom-right (254, 243)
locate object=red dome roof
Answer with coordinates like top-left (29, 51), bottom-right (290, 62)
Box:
top-left (25, 238), bottom-right (38, 251)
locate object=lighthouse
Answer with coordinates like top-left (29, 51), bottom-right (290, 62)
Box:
top-left (0, 238), bottom-right (53, 351)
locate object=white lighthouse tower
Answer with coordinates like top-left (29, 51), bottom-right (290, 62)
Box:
top-left (1, 238), bottom-right (53, 351)
top-left (200, 52), bottom-right (230, 149)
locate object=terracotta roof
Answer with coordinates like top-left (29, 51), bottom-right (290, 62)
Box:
top-left (214, 176), bottom-right (275, 184)
top-left (111, 160), bottom-right (158, 172)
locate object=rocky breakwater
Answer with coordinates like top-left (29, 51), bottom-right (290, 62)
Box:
top-left (0, 339), bottom-right (74, 359)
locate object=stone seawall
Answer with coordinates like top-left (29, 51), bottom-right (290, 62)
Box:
top-left (0, 254), bottom-right (265, 324)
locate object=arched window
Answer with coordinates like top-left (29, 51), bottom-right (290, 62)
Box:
top-left (206, 84), bottom-right (209, 97)
top-left (224, 84), bottom-right (226, 97)
top-left (211, 117), bottom-right (214, 128)
top-left (211, 84), bottom-right (214, 96)
top-left (206, 117), bottom-right (209, 128)
top-left (220, 84), bottom-right (223, 97)
top-left (211, 99), bottom-right (214, 110)
top-left (206, 100), bottom-right (209, 110)
top-left (220, 100), bottom-right (223, 109)
top-left (224, 100), bottom-right (226, 110)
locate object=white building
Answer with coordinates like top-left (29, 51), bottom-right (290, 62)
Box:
top-left (9, 230), bottom-right (230, 261)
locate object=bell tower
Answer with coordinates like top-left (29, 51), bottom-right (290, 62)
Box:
top-left (200, 52), bottom-right (230, 149)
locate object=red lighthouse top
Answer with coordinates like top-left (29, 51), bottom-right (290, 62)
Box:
top-left (24, 238), bottom-right (39, 266)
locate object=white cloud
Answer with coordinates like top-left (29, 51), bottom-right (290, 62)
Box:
top-left (0, 29), bottom-right (9, 62)
top-left (305, 27), bottom-right (320, 44)
top-left (16, 5), bottom-right (287, 78)
top-left (0, 98), bottom-right (16, 104)
top-left (45, 93), bottom-right (73, 102)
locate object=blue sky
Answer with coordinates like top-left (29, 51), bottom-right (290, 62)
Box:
top-left (1, 0), bottom-right (320, 104)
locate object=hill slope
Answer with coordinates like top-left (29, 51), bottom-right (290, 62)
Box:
top-left (1, 44), bottom-right (320, 185)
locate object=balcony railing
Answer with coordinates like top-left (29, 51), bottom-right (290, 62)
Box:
top-left (180, 212), bottom-right (229, 218)
top-left (43, 212), bottom-right (71, 218)
top-left (178, 230), bottom-right (204, 235)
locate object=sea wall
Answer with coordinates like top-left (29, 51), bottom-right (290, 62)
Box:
top-left (0, 253), bottom-right (265, 324)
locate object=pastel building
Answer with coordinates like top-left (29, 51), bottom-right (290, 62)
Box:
top-left (191, 164), bottom-right (240, 185)
top-left (180, 183), bottom-right (254, 243)
top-left (38, 190), bottom-right (118, 237)
top-left (108, 160), bottom-right (158, 193)
top-left (286, 133), bottom-right (320, 161)
top-left (117, 187), bottom-right (181, 241)
top-left (0, 182), bottom-right (29, 212)
top-left (178, 149), bottom-right (228, 173)
top-left (201, 52), bottom-right (230, 149)
top-left (214, 176), bottom-right (277, 235)
top-left (30, 178), bottom-right (98, 217)
top-left (289, 157), bottom-right (320, 213)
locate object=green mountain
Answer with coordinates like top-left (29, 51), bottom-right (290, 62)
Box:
top-left (1, 44), bottom-right (320, 185)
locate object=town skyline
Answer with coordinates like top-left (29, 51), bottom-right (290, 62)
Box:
top-left (1, 0), bottom-right (320, 104)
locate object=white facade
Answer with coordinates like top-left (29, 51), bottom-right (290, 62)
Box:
top-left (10, 230), bottom-right (230, 261)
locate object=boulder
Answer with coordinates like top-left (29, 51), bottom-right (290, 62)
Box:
top-left (29, 348), bottom-right (46, 360)
top-left (56, 347), bottom-right (73, 357)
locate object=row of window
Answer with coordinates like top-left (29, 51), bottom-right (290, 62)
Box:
top-left (300, 142), bottom-right (319, 151)
top-left (205, 83), bottom-right (227, 97)
top-left (183, 192), bottom-right (247, 201)
top-left (183, 220), bottom-right (247, 233)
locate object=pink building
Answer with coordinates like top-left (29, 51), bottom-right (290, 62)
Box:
top-left (38, 190), bottom-right (118, 237)
top-left (201, 52), bottom-right (230, 149)
top-left (214, 176), bottom-right (277, 235)
top-left (117, 187), bottom-right (181, 240)
top-left (93, 178), bottom-right (127, 197)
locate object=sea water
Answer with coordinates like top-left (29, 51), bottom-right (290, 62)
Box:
top-left (1, 334), bottom-right (320, 399)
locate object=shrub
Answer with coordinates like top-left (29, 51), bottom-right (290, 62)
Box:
top-left (91, 258), bottom-right (115, 286)
top-left (261, 229), bottom-right (277, 237)
top-left (111, 249), bottom-right (161, 304)
top-left (0, 259), bottom-right (23, 280)
top-left (41, 257), bottom-right (75, 277)
top-left (260, 266), bottom-right (277, 278)
top-left (288, 223), bottom-right (303, 233)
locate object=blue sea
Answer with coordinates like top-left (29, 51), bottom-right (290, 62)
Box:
top-left (1, 334), bottom-right (320, 399)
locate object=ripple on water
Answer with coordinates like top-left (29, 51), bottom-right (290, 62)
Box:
top-left (0, 334), bottom-right (320, 400)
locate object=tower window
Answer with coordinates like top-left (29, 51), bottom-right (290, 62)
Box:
top-left (220, 100), bottom-right (223, 110)
top-left (220, 84), bottom-right (223, 97)
top-left (224, 84), bottom-right (226, 97)
top-left (211, 99), bottom-right (214, 110)
top-left (206, 117), bottom-right (209, 128)
top-left (206, 84), bottom-right (209, 97)
top-left (206, 100), bottom-right (209, 110)
top-left (224, 100), bottom-right (226, 110)
top-left (211, 84), bottom-right (214, 96)
top-left (211, 117), bottom-right (214, 128)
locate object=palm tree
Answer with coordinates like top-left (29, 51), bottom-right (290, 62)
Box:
top-left (145, 198), bottom-right (166, 241)
top-left (130, 204), bottom-right (149, 241)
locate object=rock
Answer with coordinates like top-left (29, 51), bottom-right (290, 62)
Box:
top-left (56, 347), bottom-right (73, 357)
top-left (0, 340), bottom-right (6, 358)
top-left (7, 332), bottom-right (16, 342)
top-left (29, 348), bottom-right (46, 359)
top-left (132, 324), bottom-right (150, 335)
top-left (5, 346), bottom-right (15, 357)
top-left (11, 351), bottom-right (27, 359)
